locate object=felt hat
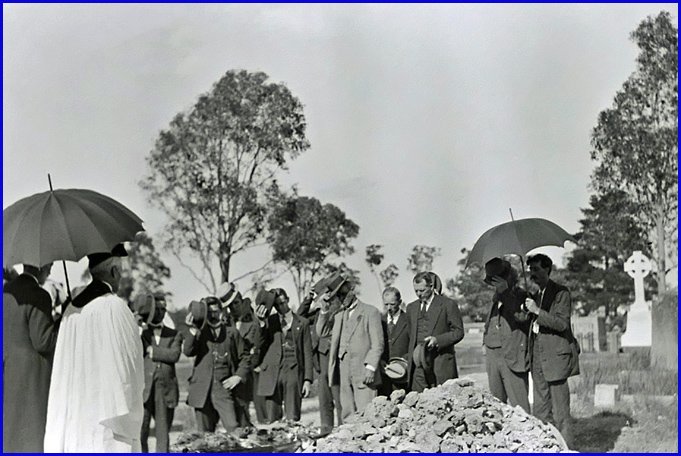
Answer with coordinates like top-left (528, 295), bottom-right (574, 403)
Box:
top-left (484, 257), bottom-right (512, 284)
top-left (384, 357), bottom-right (409, 382)
top-left (87, 243), bottom-right (128, 269)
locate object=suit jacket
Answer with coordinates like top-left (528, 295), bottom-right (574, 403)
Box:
top-left (234, 320), bottom-right (262, 400)
top-left (483, 286), bottom-right (531, 373)
top-left (256, 313), bottom-right (313, 397)
top-left (329, 301), bottom-right (384, 387)
top-left (3, 274), bottom-right (58, 452)
top-left (383, 310), bottom-right (411, 360)
top-left (528, 279), bottom-right (580, 382)
top-left (297, 296), bottom-right (343, 374)
top-left (141, 326), bottom-right (182, 407)
top-left (406, 294), bottom-right (464, 384)
top-left (183, 325), bottom-right (251, 408)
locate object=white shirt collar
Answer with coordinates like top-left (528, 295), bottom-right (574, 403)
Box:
top-left (387, 312), bottom-right (400, 325)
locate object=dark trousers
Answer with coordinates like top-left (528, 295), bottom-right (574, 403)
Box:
top-left (317, 352), bottom-right (342, 430)
top-left (195, 379), bottom-right (238, 432)
top-left (378, 377), bottom-right (409, 396)
top-left (233, 373), bottom-right (254, 427)
top-left (140, 381), bottom-right (175, 453)
top-left (266, 362), bottom-right (301, 421)
top-left (253, 371), bottom-right (269, 424)
top-left (485, 347), bottom-right (530, 413)
top-left (532, 346), bottom-right (573, 445)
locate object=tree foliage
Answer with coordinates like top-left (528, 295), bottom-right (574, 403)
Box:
top-left (380, 264), bottom-right (400, 288)
top-left (141, 70), bottom-right (310, 293)
top-left (590, 12), bottom-right (678, 294)
top-left (407, 245), bottom-right (441, 276)
top-left (267, 195), bottom-right (359, 303)
top-left (447, 248), bottom-right (493, 322)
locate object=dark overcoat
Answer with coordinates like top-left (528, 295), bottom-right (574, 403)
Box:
top-left (3, 274), bottom-right (58, 452)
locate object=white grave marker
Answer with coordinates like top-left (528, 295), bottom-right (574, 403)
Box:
top-left (621, 251), bottom-right (652, 347)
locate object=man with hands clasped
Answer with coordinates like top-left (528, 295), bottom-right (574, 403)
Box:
top-left (524, 254), bottom-right (580, 447)
top-left (183, 297), bottom-right (252, 432)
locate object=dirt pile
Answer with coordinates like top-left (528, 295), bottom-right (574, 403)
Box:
top-left (302, 377), bottom-right (569, 453)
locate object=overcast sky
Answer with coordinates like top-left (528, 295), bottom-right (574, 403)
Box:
top-left (3, 3), bottom-right (676, 310)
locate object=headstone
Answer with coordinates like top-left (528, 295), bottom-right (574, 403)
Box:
top-left (594, 384), bottom-right (620, 408)
top-left (621, 251), bottom-right (652, 348)
top-left (606, 330), bottom-right (621, 353)
top-left (571, 316), bottom-right (606, 352)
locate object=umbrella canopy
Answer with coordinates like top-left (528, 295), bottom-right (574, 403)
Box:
top-left (3, 188), bottom-right (144, 268)
top-left (466, 217), bottom-right (575, 268)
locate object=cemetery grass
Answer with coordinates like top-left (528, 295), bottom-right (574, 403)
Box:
top-left (570, 351), bottom-right (678, 453)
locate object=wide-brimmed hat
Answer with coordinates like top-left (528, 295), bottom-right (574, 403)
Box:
top-left (323, 272), bottom-right (348, 298)
top-left (87, 243), bottom-right (128, 269)
top-left (484, 257), bottom-right (511, 284)
top-left (384, 357), bottom-right (409, 382)
top-left (413, 344), bottom-right (435, 372)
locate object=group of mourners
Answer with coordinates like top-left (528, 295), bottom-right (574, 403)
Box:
top-left (3, 242), bottom-right (580, 453)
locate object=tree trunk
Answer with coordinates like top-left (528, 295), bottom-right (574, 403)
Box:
top-left (220, 254), bottom-right (231, 285)
top-left (655, 203), bottom-right (667, 296)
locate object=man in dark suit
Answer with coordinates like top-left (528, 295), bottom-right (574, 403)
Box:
top-left (297, 275), bottom-right (345, 433)
top-left (255, 288), bottom-right (313, 422)
top-left (3, 263), bottom-right (58, 452)
top-left (217, 282), bottom-right (262, 427)
top-left (407, 271), bottom-right (465, 392)
top-left (328, 276), bottom-right (384, 420)
top-left (525, 254), bottom-right (580, 447)
top-left (379, 286), bottom-right (411, 395)
top-left (135, 293), bottom-right (182, 453)
top-left (482, 258), bottom-right (531, 413)
top-left (184, 297), bottom-right (252, 432)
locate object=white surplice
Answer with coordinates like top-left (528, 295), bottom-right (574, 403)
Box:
top-left (44, 293), bottom-right (144, 452)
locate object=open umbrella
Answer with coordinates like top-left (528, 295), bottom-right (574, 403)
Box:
top-left (3, 176), bottom-right (144, 298)
top-left (465, 213), bottom-right (575, 287)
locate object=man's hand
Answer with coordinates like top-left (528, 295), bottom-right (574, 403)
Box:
top-left (301, 380), bottom-right (312, 398)
top-left (490, 276), bottom-right (508, 294)
top-left (185, 312), bottom-right (195, 327)
top-left (525, 297), bottom-right (540, 315)
top-left (424, 336), bottom-right (438, 349)
top-left (362, 367), bottom-right (375, 386)
top-left (255, 304), bottom-right (269, 321)
top-left (146, 345), bottom-right (153, 357)
top-left (253, 365), bottom-right (262, 374)
top-left (221, 375), bottom-right (242, 390)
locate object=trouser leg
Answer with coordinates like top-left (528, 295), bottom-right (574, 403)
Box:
top-left (486, 348), bottom-right (508, 403)
top-left (153, 383), bottom-right (172, 453)
top-left (195, 399), bottom-right (219, 432)
top-left (282, 366), bottom-right (301, 421)
top-left (352, 383), bottom-right (377, 416)
top-left (531, 359), bottom-right (554, 425)
top-left (140, 396), bottom-right (153, 453)
top-left (339, 359), bottom-right (356, 420)
top-left (549, 379), bottom-right (572, 445)
top-left (253, 371), bottom-right (269, 424)
top-left (211, 382), bottom-right (239, 432)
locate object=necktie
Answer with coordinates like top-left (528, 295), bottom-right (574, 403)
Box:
top-left (420, 301), bottom-right (427, 317)
top-left (388, 319), bottom-right (396, 335)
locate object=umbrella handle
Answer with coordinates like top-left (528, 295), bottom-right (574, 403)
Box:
top-left (61, 260), bottom-right (73, 303)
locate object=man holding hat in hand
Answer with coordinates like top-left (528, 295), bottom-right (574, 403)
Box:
top-left (328, 274), bottom-right (384, 420)
top-left (482, 258), bottom-right (531, 413)
top-left (135, 292), bottom-right (183, 452)
top-left (45, 244), bottom-right (145, 452)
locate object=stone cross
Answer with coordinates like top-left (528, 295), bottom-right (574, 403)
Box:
top-left (624, 250), bottom-right (651, 304)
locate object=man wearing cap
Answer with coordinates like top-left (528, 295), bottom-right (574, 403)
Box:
top-left (4, 262), bottom-right (58, 452)
top-left (45, 244), bottom-right (145, 452)
top-left (135, 293), bottom-right (183, 453)
top-left (216, 282), bottom-right (262, 427)
top-left (328, 276), bottom-right (384, 419)
top-left (525, 254), bottom-right (580, 446)
top-left (379, 286), bottom-right (411, 396)
top-left (184, 296), bottom-right (252, 432)
top-left (407, 271), bottom-right (464, 392)
top-left (297, 275), bottom-right (345, 433)
top-left (482, 258), bottom-right (531, 413)
top-left (255, 288), bottom-right (313, 422)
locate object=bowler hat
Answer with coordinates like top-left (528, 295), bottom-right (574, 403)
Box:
top-left (87, 243), bottom-right (128, 269)
top-left (189, 299), bottom-right (208, 331)
top-left (255, 288), bottom-right (276, 314)
top-left (484, 258), bottom-right (511, 284)
top-left (133, 293), bottom-right (157, 325)
top-left (384, 357), bottom-right (409, 382)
